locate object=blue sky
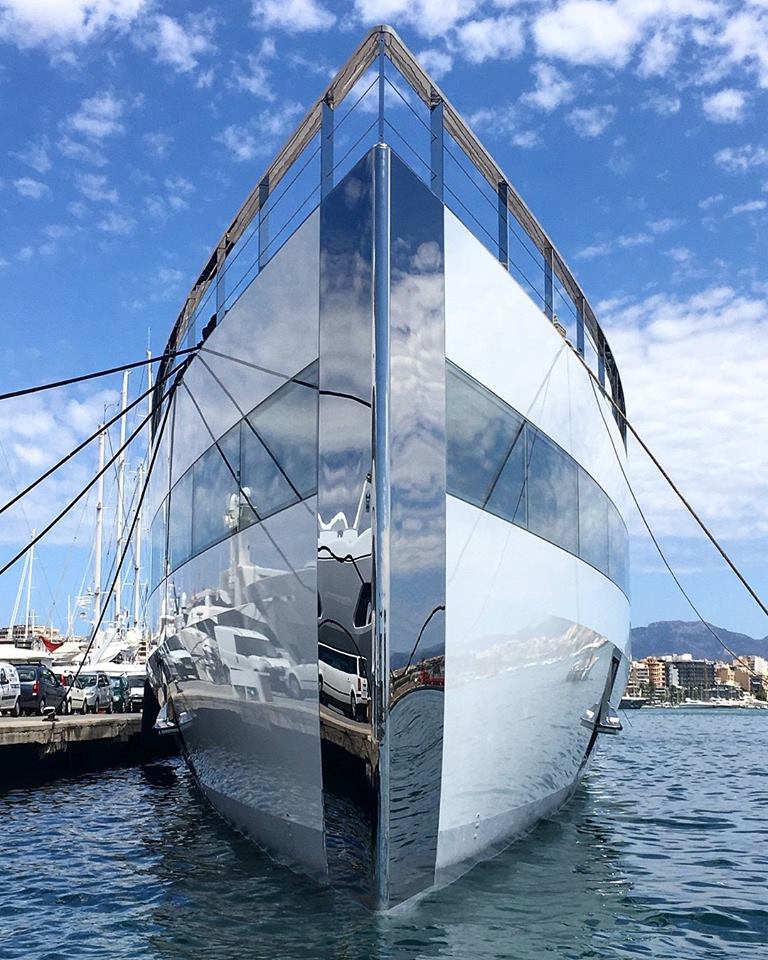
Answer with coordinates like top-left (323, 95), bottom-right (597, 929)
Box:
top-left (0, 0), bottom-right (766, 640)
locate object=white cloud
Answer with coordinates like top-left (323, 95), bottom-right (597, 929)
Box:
top-left (215, 102), bottom-right (303, 161)
top-left (141, 13), bottom-right (216, 75)
top-left (665, 246), bottom-right (693, 262)
top-left (143, 131), bottom-right (173, 159)
top-left (714, 144), bottom-right (768, 172)
top-left (215, 123), bottom-right (258, 162)
top-left (253, 0), bottom-right (335, 31)
top-left (566, 104), bottom-right (616, 137)
top-left (75, 173), bottom-right (118, 203)
top-left (98, 211), bottom-right (136, 235)
top-left (533, 0), bottom-right (639, 68)
top-left (66, 92), bottom-right (124, 139)
top-left (353, 0), bottom-right (478, 39)
top-left (0, 0), bottom-right (147, 48)
top-left (701, 10), bottom-right (768, 90)
top-left (418, 48), bottom-right (453, 80)
top-left (645, 92), bottom-right (681, 116)
top-left (231, 40), bottom-right (276, 98)
top-left (13, 176), bottom-right (49, 199)
top-left (649, 217), bottom-right (683, 233)
top-left (146, 176), bottom-right (195, 218)
top-left (698, 193), bottom-right (723, 209)
top-left (605, 286), bottom-right (768, 541)
top-left (730, 199), bottom-right (767, 215)
top-left (638, 27), bottom-right (681, 77)
top-left (521, 62), bottom-right (574, 112)
top-left (702, 87), bottom-right (747, 123)
top-left (618, 232), bottom-right (654, 247)
top-left (17, 245), bottom-right (34, 261)
top-left (575, 241), bottom-right (612, 259)
top-left (12, 136), bottom-right (51, 173)
top-left (57, 136), bottom-right (108, 167)
top-left (457, 15), bottom-right (524, 63)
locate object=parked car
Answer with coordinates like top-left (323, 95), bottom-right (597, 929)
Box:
top-left (318, 642), bottom-right (370, 721)
top-left (110, 675), bottom-right (129, 712)
top-left (72, 671), bottom-right (113, 713)
top-left (55, 671), bottom-right (87, 714)
top-left (0, 662), bottom-right (21, 716)
top-left (125, 674), bottom-right (145, 713)
top-left (16, 663), bottom-right (67, 715)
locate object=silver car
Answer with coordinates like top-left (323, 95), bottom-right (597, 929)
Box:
top-left (72, 671), bottom-right (113, 714)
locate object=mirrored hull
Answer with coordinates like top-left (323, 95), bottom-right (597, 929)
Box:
top-left (145, 30), bottom-right (630, 912)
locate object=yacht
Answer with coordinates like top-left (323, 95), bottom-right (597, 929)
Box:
top-left (145, 26), bottom-right (631, 910)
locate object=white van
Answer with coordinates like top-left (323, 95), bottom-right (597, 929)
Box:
top-left (318, 643), bottom-right (370, 721)
top-left (0, 662), bottom-right (21, 717)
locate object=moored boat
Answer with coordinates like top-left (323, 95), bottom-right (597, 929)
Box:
top-left (145, 26), bottom-right (631, 910)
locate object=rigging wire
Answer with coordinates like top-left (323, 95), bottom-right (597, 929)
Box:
top-left (0, 374), bottom-right (178, 581)
top-left (0, 347), bottom-right (197, 404)
top-left (0, 358), bottom-right (186, 519)
top-left (589, 374), bottom-right (765, 681)
top-left (578, 351), bottom-right (768, 622)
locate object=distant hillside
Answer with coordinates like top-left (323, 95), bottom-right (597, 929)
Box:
top-left (631, 620), bottom-right (768, 661)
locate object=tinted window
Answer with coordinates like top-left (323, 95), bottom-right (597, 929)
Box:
top-left (485, 421), bottom-right (527, 526)
top-left (192, 422), bottom-right (240, 555)
top-left (608, 507), bottom-right (629, 595)
top-left (526, 428), bottom-right (578, 555)
top-left (578, 469), bottom-right (610, 575)
top-left (234, 635), bottom-right (273, 658)
top-left (150, 503), bottom-right (166, 589)
top-left (245, 374), bottom-right (318, 501)
top-left (447, 365), bottom-right (522, 508)
top-left (240, 420), bottom-right (298, 525)
top-left (17, 667), bottom-right (35, 681)
top-left (168, 470), bottom-right (193, 572)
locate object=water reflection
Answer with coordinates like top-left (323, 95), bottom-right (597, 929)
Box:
top-left (143, 760), bottom-right (636, 960)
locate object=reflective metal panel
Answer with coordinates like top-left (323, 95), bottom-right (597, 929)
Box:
top-left (317, 151), bottom-right (377, 900)
top-left (383, 152), bottom-right (446, 907)
top-left (159, 502), bottom-right (325, 876)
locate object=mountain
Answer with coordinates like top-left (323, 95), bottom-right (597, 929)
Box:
top-left (630, 620), bottom-right (768, 662)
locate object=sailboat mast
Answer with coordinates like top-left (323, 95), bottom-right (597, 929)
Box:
top-left (115, 370), bottom-right (129, 625)
top-left (94, 426), bottom-right (105, 625)
top-left (23, 529), bottom-right (35, 644)
top-left (133, 463), bottom-right (143, 627)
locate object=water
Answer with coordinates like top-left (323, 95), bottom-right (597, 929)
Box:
top-left (2, 709), bottom-right (767, 960)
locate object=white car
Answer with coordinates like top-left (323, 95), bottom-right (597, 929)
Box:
top-left (0, 662), bottom-right (21, 717)
top-left (318, 643), bottom-right (370, 721)
top-left (56, 671), bottom-right (87, 714)
top-left (71, 671), bottom-right (113, 713)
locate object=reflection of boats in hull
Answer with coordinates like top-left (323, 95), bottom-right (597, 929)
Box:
top-left (145, 27), bottom-right (631, 910)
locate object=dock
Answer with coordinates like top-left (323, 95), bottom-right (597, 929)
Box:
top-left (0, 714), bottom-right (177, 784)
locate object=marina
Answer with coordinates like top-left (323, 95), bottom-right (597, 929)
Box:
top-left (1, 3), bottom-right (767, 957)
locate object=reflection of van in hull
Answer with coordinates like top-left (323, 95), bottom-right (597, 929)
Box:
top-left (216, 624), bottom-right (314, 701)
top-left (318, 642), bottom-right (369, 721)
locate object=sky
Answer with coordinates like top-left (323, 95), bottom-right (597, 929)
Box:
top-left (0, 0), bottom-right (766, 641)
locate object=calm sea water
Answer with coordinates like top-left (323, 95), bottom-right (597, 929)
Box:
top-left (1, 709), bottom-right (766, 960)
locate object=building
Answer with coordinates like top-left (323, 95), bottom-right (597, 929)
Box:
top-left (646, 657), bottom-right (666, 688)
top-left (670, 658), bottom-right (715, 693)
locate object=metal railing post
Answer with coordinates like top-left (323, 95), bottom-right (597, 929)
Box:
top-left (576, 295), bottom-right (585, 357)
top-left (321, 97), bottom-right (334, 199)
top-left (258, 176), bottom-right (270, 270)
top-left (598, 343), bottom-right (606, 387)
top-left (544, 245), bottom-right (554, 321)
top-left (216, 241), bottom-right (226, 318)
top-left (497, 181), bottom-right (509, 269)
top-left (430, 97), bottom-right (444, 200)
top-left (378, 33), bottom-right (386, 142)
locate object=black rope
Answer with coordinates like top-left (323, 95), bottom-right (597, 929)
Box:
top-left (579, 352), bottom-right (768, 622)
top-left (0, 357), bottom-right (185, 519)
top-left (0, 347), bottom-right (197, 403)
top-left (589, 375), bottom-right (765, 681)
top-left (0, 376), bottom-right (177, 580)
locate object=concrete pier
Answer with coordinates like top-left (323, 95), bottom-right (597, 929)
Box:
top-left (0, 714), bottom-right (177, 784)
